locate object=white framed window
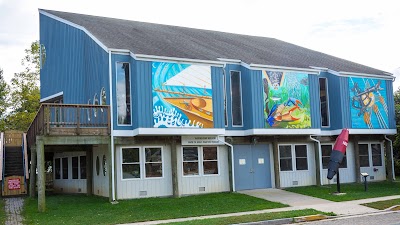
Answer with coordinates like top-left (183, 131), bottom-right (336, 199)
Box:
top-left (121, 147), bottom-right (163, 180)
top-left (319, 77), bottom-right (330, 127)
top-left (359, 143), bottom-right (383, 167)
top-left (72, 156), bottom-right (87, 179)
top-left (116, 62), bottom-right (132, 125)
top-left (182, 146), bottom-right (219, 176)
top-left (279, 144), bottom-right (308, 171)
top-left (321, 144), bottom-right (347, 169)
top-left (230, 71), bottom-right (243, 127)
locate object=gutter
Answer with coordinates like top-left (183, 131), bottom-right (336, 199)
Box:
top-left (219, 135), bottom-right (235, 192)
top-left (384, 135), bottom-right (396, 181)
top-left (310, 135), bottom-right (323, 185)
top-left (108, 50), bottom-right (117, 202)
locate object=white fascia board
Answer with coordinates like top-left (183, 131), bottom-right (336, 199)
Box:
top-left (217, 58), bottom-right (242, 64)
top-left (320, 129), bottom-right (397, 136)
top-left (225, 129), bottom-right (321, 136)
top-left (249, 64), bottom-right (320, 74)
top-left (40, 91), bottom-right (63, 102)
top-left (135, 54), bottom-right (225, 67)
top-left (39, 10), bottom-right (108, 52)
top-left (113, 128), bottom-right (225, 137)
top-left (338, 71), bottom-right (394, 80)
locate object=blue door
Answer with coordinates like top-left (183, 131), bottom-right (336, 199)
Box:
top-left (234, 144), bottom-right (272, 190)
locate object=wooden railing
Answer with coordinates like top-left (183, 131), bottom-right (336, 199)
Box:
top-left (27, 103), bottom-right (110, 146)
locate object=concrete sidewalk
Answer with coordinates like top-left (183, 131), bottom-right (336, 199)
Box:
top-left (121, 191), bottom-right (400, 225)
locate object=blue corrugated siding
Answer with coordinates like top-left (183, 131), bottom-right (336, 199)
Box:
top-left (340, 76), bottom-right (351, 128)
top-left (40, 14), bottom-right (109, 105)
top-left (250, 70), bottom-right (264, 129)
top-left (211, 67), bottom-right (225, 128)
top-left (136, 61), bottom-right (153, 128)
top-left (386, 80), bottom-right (396, 129)
top-left (241, 67), bottom-right (251, 130)
top-left (309, 75), bottom-right (320, 129)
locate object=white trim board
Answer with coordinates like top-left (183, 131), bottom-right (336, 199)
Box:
top-left (320, 129), bottom-right (397, 136)
top-left (113, 128), bottom-right (226, 137)
top-left (40, 91), bottom-right (63, 102)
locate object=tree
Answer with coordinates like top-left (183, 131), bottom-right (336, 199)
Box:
top-left (393, 88), bottom-right (400, 176)
top-left (0, 68), bottom-right (10, 131)
top-left (6, 41), bottom-right (40, 131)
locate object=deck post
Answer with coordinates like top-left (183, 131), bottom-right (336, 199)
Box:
top-left (86, 146), bottom-right (93, 195)
top-left (272, 137), bottom-right (280, 188)
top-left (385, 138), bottom-right (394, 182)
top-left (108, 138), bottom-right (113, 202)
top-left (37, 137), bottom-right (46, 212)
top-left (353, 135), bottom-right (361, 183)
top-left (29, 145), bottom-right (37, 197)
top-left (171, 137), bottom-right (179, 197)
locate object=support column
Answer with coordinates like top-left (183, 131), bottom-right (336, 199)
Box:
top-left (314, 141), bottom-right (321, 186)
top-left (385, 138), bottom-right (394, 182)
top-left (86, 146), bottom-right (93, 195)
top-left (108, 139), bottom-right (113, 202)
top-left (353, 135), bottom-right (361, 183)
top-left (272, 137), bottom-right (280, 188)
top-left (171, 137), bottom-right (179, 197)
top-left (29, 145), bottom-right (37, 198)
top-left (37, 138), bottom-right (45, 212)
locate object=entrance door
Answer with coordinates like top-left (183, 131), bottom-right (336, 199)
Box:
top-left (234, 144), bottom-right (272, 190)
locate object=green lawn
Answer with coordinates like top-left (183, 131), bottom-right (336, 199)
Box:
top-left (363, 198), bottom-right (400, 210)
top-left (167, 209), bottom-right (335, 225)
top-left (0, 198), bottom-right (6, 224)
top-left (23, 193), bottom-right (287, 225)
top-left (285, 181), bottom-right (400, 202)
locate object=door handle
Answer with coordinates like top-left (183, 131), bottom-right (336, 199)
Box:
top-left (250, 168), bottom-right (254, 173)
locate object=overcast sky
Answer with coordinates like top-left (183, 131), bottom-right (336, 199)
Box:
top-left (1, 0), bottom-right (399, 89)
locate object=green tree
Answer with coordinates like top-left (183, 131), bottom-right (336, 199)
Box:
top-left (7, 41), bottom-right (40, 131)
top-left (0, 68), bottom-right (10, 131)
top-left (393, 88), bottom-right (400, 176)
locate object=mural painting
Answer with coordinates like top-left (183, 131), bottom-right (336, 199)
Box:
top-left (349, 77), bottom-right (388, 129)
top-left (262, 71), bottom-right (311, 128)
top-left (152, 62), bottom-right (213, 128)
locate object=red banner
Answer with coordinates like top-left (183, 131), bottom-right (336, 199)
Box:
top-left (8, 178), bottom-right (21, 190)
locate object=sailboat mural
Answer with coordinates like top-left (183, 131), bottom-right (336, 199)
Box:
top-left (152, 62), bottom-right (213, 128)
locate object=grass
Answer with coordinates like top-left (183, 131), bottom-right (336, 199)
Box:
top-left (0, 198), bottom-right (6, 224)
top-left (167, 209), bottom-right (335, 225)
top-left (23, 192), bottom-right (287, 225)
top-left (363, 199), bottom-right (400, 210)
top-left (285, 181), bottom-right (400, 202)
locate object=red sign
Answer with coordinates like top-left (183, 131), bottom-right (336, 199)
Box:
top-left (8, 178), bottom-right (21, 190)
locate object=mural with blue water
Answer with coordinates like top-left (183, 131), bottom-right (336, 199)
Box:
top-left (349, 77), bottom-right (388, 129)
top-left (262, 71), bottom-right (311, 128)
top-left (152, 62), bottom-right (213, 128)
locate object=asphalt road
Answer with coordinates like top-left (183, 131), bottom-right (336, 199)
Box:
top-left (295, 211), bottom-right (400, 225)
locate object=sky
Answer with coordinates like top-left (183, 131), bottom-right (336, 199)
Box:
top-left (1, 0), bottom-right (399, 89)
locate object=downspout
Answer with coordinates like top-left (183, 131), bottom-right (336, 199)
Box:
top-left (384, 135), bottom-right (395, 181)
top-left (108, 50), bottom-right (116, 201)
top-left (310, 135), bottom-right (323, 185)
top-left (219, 136), bottom-right (235, 192)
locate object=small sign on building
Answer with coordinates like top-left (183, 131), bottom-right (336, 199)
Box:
top-left (8, 178), bottom-right (21, 190)
top-left (182, 136), bottom-right (225, 145)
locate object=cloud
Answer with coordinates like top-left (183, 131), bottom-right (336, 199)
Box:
top-left (311, 17), bottom-right (383, 36)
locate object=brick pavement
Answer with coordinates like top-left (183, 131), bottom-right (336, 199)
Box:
top-left (4, 197), bottom-right (24, 225)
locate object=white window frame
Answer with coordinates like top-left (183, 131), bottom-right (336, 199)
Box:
top-left (278, 144), bottom-right (309, 172)
top-left (115, 61), bottom-right (132, 126)
top-left (181, 146), bottom-right (220, 177)
top-left (321, 143), bottom-right (348, 169)
top-left (230, 70), bottom-right (244, 127)
top-left (358, 142), bottom-right (384, 168)
top-left (54, 157), bottom-right (61, 180)
top-left (120, 146), bottom-right (164, 181)
top-left (319, 77), bottom-right (330, 128)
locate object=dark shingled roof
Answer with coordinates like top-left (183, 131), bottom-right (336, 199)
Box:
top-left (42, 9), bottom-right (390, 76)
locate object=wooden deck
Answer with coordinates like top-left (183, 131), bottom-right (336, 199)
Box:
top-left (27, 103), bottom-right (110, 146)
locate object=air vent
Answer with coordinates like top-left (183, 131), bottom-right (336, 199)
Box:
top-left (139, 191), bottom-right (147, 196)
top-left (333, 178), bottom-right (337, 182)
top-left (199, 187), bottom-right (206, 192)
top-left (370, 176), bottom-right (374, 180)
top-left (60, 188), bottom-right (63, 192)
top-left (292, 181), bottom-right (298, 185)
top-left (97, 190), bottom-right (100, 194)
top-left (78, 188), bottom-right (82, 192)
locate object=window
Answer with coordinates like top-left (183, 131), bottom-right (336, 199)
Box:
top-left (321, 144), bottom-right (347, 169)
top-left (121, 147), bottom-right (164, 180)
top-left (279, 144), bottom-right (308, 171)
top-left (230, 71), bottom-right (243, 126)
top-left (359, 144), bottom-right (370, 167)
top-left (279, 145), bottom-right (292, 171)
top-left (72, 157), bottom-right (79, 179)
top-left (182, 146), bottom-right (219, 176)
top-left (116, 62), bottom-right (131, 125)
top-left (122, 148), bottom-right (140, 179)
top-left (203, 147), bottom-right (218, 175)
top-left (62, 157), bottom-right (68, 179)
top-left (103, 155), bottom-right (107, 176)
top-left (80, 156), bottom-right (86, 179)
top-left (223, 71), bottom-right (228, 126)
top-left (319, 77), bottom-right (330, 127)
top-left (371, 144), bottom-right (382, 166)
top-left (96, 156), bottom-right (100, 176)
top-left (145, 148), bottom-right (162, 178)
top-left (55, 158), bottom-right (61, 179)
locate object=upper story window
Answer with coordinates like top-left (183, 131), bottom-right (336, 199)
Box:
top-left (230, 71), bottom-right (243, 126)
top-left (321, 144), bottom-right (347, 169)
top-left (116, 62), bottom-right (132, 125)
top-left (319, 77), bottom-right (330, 127)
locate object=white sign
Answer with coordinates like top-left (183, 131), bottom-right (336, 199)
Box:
top-left (182, 136), bottom-right (225, 145)
top-left (258, 158), bottom-right (264, 164)
top-left (239, 159), bottom-right (246, 165)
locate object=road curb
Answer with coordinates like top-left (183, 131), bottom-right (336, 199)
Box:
top-left (234, 218), bottom-right (293, 225)
top-left (387, 205), bottom-right (400, 211)
top-left (293, 214), bottom-right (329, 222)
